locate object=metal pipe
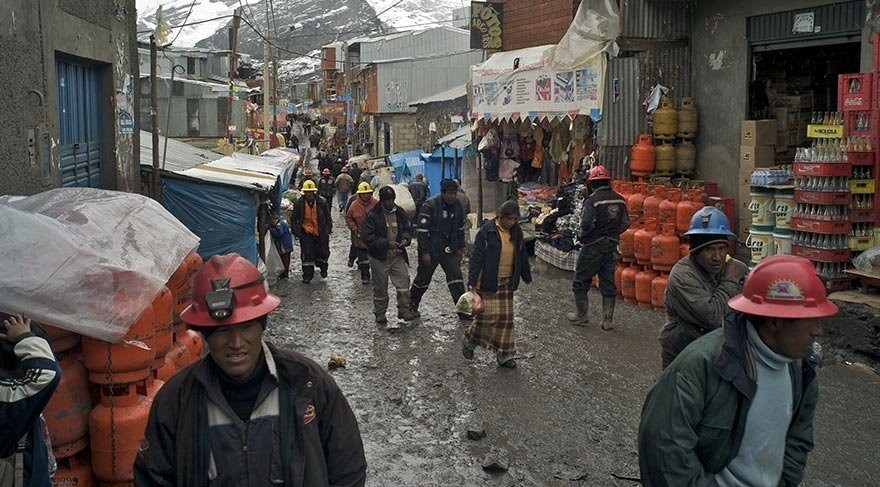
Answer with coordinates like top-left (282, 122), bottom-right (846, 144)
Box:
top-left (150, 35), bottom-right (160, 201)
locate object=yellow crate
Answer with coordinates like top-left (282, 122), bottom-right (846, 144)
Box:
top-left (848, 179), bottom-right (876, 194)
top-left (849, 236), bottom-right (874, 251)
top-left (806, 124), bottom-right (844, 138)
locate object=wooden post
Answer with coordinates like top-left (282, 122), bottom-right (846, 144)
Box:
top-left (440, 146), bottom-right (446, 180)
top-left (150, 35), bottom-right (160, 201)
top-left (226, 8), bottom-right (241, 142)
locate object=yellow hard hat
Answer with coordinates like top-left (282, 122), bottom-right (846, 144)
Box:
top-left (301, 180), bottom-right (318, 192)
top-left (356, 182), bottom-right (373, 194)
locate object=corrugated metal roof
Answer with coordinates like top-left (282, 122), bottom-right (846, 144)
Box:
top-left (139, 131), bottom-right (223, 172)
top-left (409, 84), bottom-right (468, 106)
top-left (436, 126), bottom-right (472, 149)
top-left (597, 56), bottom-right (641, 147)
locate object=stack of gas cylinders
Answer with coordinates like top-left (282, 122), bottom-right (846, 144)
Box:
top-left (42, 252), bottom-right (204, 487)
top-left (614, 182), bottom-right (707, 311)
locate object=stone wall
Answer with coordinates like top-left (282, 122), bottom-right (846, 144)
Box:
top-left (413, 98), bottom-right (469, 152)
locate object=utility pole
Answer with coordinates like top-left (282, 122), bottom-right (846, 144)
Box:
top-left (226, 8), bottom-right (241, 142)
top-left (150, 34), bottom-right (160, 201)
top-left (263, 39), bottom-right (271, 149)
top-left (272, 47), bottom-right (279, 132)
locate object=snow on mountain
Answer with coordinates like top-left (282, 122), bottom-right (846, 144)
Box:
top-left (364, 0), bottom-right (467, 30)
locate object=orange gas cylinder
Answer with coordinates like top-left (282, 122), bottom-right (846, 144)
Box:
top-left (680, 242), bottom-right (690, 257)
top-left (166, 339), bottom-right (192, 370)
top-left (82, 304), bottom-right (156, 385)
top-left (154, 355), bottom-right (176, 382)
top-left (676, 189), bottom-right (705, 234)
top-left (176, 328), bottom-right (204, 364)
top-left (617, 181), bottom-right (633, 203)
top-left (659, 188), bottom-right (681, 227)
top-left (627, 183), bottom-right (649, 220)
top-left (89, 385), bottom-right (150, 484)
top-left (651, 223), bottom-right (681, 272)
top-left (635, 267), bottom-right (659, 309)
top-left (137, 375), bottom-right (165, 403)
top-left (52, 450), bottom-right (95, 487)
top-left (42, 324), bottom-right (80, 354)
top-left (619, 218), bottom-right (640, 263)
top-left (614, 261), bottom-right (626, 296)
top-left (152, 286), bottom-right (174, 372)
top-left (167, 251), bottom-right (202, 324)
top-left (651, 273), bottom-right (669, 311)
top-left (630, 134), bottom-right (656, 177)
top-left (634, 218), bottom-right (658, 266)
top-left (44, 357), bottom-right (91, 459)
top-left (643, 185), bottom-right (665, 222)
top-left (621, 264), bottom-right (639, 304)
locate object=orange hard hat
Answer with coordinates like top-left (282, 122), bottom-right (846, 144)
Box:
top-left (727, 255), bottom-right (838, 319)
top-left (588, 165), bottom-right (611, 181)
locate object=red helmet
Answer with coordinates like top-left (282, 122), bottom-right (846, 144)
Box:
top-left (341, 166), bottom-right (349, 173)
top-left (180, 254), bottom-right (280, 327)
top-left (415, 173), bottom-right (424, 181)
top-left (304, 169), bottom-right (313, 177)
top-left (322, 168), bottom-right (331, 175)
top-left (588, 165), bottom-right (611, 181)
top-left (727, 255), bottom-right (838, 319)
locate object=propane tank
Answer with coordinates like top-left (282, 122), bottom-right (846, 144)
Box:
top-left (652, 98), bottom-right (677, 138)
top-left (677, 97), bottom-right (698, 138)
top-left (137, 375), bottom-right (165, 403)
top-left (82, 303), bottom-right (156, 385)
top-left (41, 324), bottom-right (80, 354)
top-left (89, 385), bottom-right (151, 484)
top-left (166, 339), bottom-right (192, 371)
top-left (614, 261), bottom-right (626, 296)
top-left (617, 181), bottom-right (634, 203)
top-left (627, 183), bottom-right (649, 220)
top-left (630, 134), bottom-right (656, 177)
top-left (680, 242), bottom-right (691, 257)
top-left (643, 187), bottom-right (665, 223)
top-left (167, 251), bottom-right (203, 324)
top-left (675, 140), bottom-right (696, 176)
top-left (654, 143), bottom-right (676, 176)
top-left (621, 264), bottom-right (639, 304)
top-left (659, 188), bottom-right (681, 227)
top-left (635, 267), bottom-right (660, 309)
top-left (620, 218), bottom-right (640, 263)
top-left (634, 218), bottom-right (658, 266)
top-left (676, 189), bottom-right (705, 235)
top-left (651, 273), bottom-right (670, 311)
top-left (52, 450), bottom-right (95, 487)
top-left (44, 357), bottom-right (91, 459)
top-left (152, 286), bottom-right (174, 373)
top-left (176, 328), bottom-right (204, 364)
top-left (651, 223), bottom-right (681, 272)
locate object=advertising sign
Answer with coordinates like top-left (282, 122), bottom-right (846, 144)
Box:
top-left (470, 2), bottom-right (503, 50)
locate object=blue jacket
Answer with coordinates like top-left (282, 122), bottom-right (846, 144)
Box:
top-left (269, 219), bottom-right (294, 253)
top-left (468, 219), bottom-right (532, 293)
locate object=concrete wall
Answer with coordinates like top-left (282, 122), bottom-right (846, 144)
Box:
top-left (0, 0), bottom-right (139, 196)
top-left (139, 78), bottom-right (247, 138)
top-left (413, 98), bottom-right (469, 152)
top-left (373, 113), bottom-right (419, 156)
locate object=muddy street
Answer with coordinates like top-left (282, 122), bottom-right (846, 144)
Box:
top-left (265, 211), bottom-right (880, 487)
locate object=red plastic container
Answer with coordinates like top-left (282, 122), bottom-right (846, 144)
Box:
top-left (850, 208), bottom-right (876, 223)
top-left (793, 162), bottom-right (852, 177)
top-left (89, 385), bottom-right (150, 484)
top-left (791, 245), bottom-right (851, 263)
top-left (847, 151), bottom-right (874, 166)
top-left (790, 218), bottom-right (852, 235)
top-left (794, 190), bottom-right (852, 205)
top-left (844, 110), bottom-right (880, 146)
top-left (838, 73), bottom-right (873, 111)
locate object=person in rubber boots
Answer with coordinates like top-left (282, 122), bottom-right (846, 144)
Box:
top-left (639, 255), bottom-right (835, 487)
top-left (291, 179), bottom-right (332, 283)
top-left (567, 165), bottom-right (629, 330)
top-left (345, 182), bottom-right (377, 285)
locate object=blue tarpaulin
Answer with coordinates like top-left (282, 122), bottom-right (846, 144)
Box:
top-left (162, 178), bottom-right (258, 264)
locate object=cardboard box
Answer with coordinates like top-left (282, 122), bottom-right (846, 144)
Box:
top-left (741, 120), bottom-right (777, 146)
top-left (740, 144), bottom-right (776, 170)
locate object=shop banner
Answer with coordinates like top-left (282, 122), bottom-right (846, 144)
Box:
top-left (470, 2), bottom-right (502, 50)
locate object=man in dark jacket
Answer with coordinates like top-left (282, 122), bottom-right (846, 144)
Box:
top-left (407, 174), bottom-right (429, 223)
top-left (409, 179), bottom-right (468, 320)
top-left (317, 168), bottom-right (336, 203)
top-left (638, 255), bottom-right (834, 487)
top-left (361, 186), bottom-right (418, 327)
top-left (291, 180), bottom-right (332, 283)
top-left (567, 166), bottom-right (629, 330)
top-left (135, 254), bottom-right (366, 487)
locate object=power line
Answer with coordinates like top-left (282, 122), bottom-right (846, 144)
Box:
top-left (137, 15), bottom-right (234, 34)
top-left (168, 0), bottom-right (198, 46)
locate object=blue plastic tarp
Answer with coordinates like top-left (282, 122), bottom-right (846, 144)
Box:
top-left (162, 178), bottom-right (258, 264)
top-left (387, 150), bottom-right (426, 185)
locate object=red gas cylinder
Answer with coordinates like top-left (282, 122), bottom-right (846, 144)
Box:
top-left (152, 286), bottom-right (174, 372)
top-left (635, 267), bottom-right (659, 309)
top-left (90, 385), bottom-right (150, 484)
top-left (651, 273), bottom-right (669, 311)
top-left (708, 196), bottom-right (735, 235)
top-left (614, 261), bottom-right (626, 296)
top-left (643, 185), bottom-right (665, 222)
top-left (44, 357), bottom-right (91, 459)
top-left (676, 189), bottom-right (705, 234)
top-left (680, 242), bottom-right (691, 258)
top-left (52, 450), bottom-right (95, 487)
top-left (617, 182), bottom-right (633, 203)
top-left (166, 339), bottom-right (192, 370)
top-left (619, 217), bottom-right (640, 263)
top-left (167, 251), bottom-right (202, 324)
top-left (176, 328), bottom-right (204, 364)
top-left (634, 218), bottom-right (658, 266)
top-left (137, 375), bottom-right (165, 403)
top-left (651, 223), bottom-right (681, 272)
top-left (41, 324), bottom-right (80, 354)
top-left (627, 183), bottom-right (648, 220)
top-left (621, 264), bottom-right (639, 304)
top-left (154, 355), bottom-right (176, 382)
top-left (659, 188), bottom-right (681, 227)
top-left (630, 134), bottom-right (656, 177)
top-left (82, 304), bottom-right (156, 385)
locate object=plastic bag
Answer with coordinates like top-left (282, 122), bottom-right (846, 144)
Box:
top-left (263, 231), bottom-right (284, 284)
top-left (852, 246), bottom-right (880, 272)
top-left (456, 291), bottom-right (484, 317)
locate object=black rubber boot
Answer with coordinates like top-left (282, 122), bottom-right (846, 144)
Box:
top-left (601, 296), bottom-right (616, 331)
top-left (566, 294), bottom-right (589, 325)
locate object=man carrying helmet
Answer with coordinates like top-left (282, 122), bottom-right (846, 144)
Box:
top-left (318, 168), bottom-right (336, 203)
top-left (567, 165), bottom-right (629, 330)
top-left (291, 180), bottom-right (332, 283)
top-left (658, 206), bottom-right (748, 368)
top-left (638, 255), bottom-right (834, 487)
top-left (134, 253), bottom-right (366, 486)
top-left (335, 166), bottom-right (355, 212)
top-left (345, 182), bottom-right (378, 285)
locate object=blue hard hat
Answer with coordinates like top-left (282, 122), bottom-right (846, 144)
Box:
top-left (683, 206), bottom-right (736, 237)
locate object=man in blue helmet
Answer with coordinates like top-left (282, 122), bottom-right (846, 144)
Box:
top-left (658, 206), bottom-right (748, 369)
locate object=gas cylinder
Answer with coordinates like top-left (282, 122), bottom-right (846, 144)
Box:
top-left (166, 339), bottom-right (192, 370)
top-left (154, 356), bottom-right (176, 382)
top-left (651, 223), bottom-right (681, 272)
top-left (659, 188), bottom-right (681, 227)
top-left (651, 273), bottom-right (669, 311)
top-left (137, 375), bottom-right (165, 403)
top-left (676, 189), bottom-right (705, 234)
top-left (680, 242), bottom-right (690, 257)
top-left (82, 304), bottom-right (156, 385)
top-left (677, 97), bottom-right (698, 138)
top-left (708, 196), bottom-right (736, 236)
top-left (44, 357), bottom-right (91, 458)
top-left (41, 324), bottom-right (80, 354)
top-left (635, 267), bottom-right (659, 309)
top-left (627, 183), bottom-right (649, 220)
top-left (630, 134), bottom-right (656, 177)
top-left (652, 98), bottom-right (677, 138)
top-left (621, 264), bottom-right (639, 304)
top-left (675, 140), bottom-right (696, 176)
top-left (614, 261), bottom-right (626, 296)
top-left (176, 328), bottom-right (204, 364)
top-left (89, 385), bottom-right (150, 484)
top-left (167, 251), bottom-right (203, 324)
top-left (151, 286), bottom-right (174, 374)
top-left (619, 218), bottom-right (640, 263)
top-left (52, 450), bottom-right (95, 487)
top-left (634, 218), bottom-right (658, 266)
top-left (617, 181), bottom-right (634, 203)
top-left (654, 143), bottom-right (676, 176)
top-left (643, 186), bottom-right (665, 222)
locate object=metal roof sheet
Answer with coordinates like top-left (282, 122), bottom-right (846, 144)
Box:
top-left (409, 84), bottom-right (468, 106)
